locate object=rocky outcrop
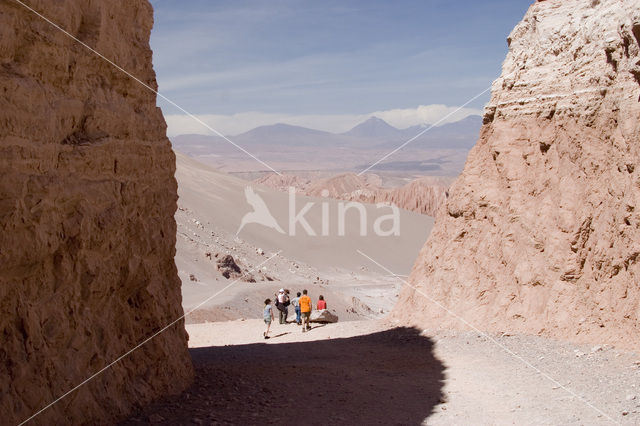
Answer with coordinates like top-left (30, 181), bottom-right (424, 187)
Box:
top-left (305, 173), bottom-right (382, 198)
top-left (257, 172), bottom-right (452, 217)
top-left (338, 177), bottom-right (451, 217)
top-left (310, 309), bottom-right (339, 323)
top-left (0, 1), bottom-right (192, 423)
top-left (394, 0), bottom-right (640, 349)
top-left (254, 173), bottom-right (312, 193)
top-left (216, 254), bottom-right (242, 279)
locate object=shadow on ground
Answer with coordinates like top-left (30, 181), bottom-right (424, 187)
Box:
top-left (124, 327), bottom-right (445, 425)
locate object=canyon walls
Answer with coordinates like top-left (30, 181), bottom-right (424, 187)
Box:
top-left (394, 0), bottom-right (640, 349)
top-left (0, 0), bottom-right (192, 423)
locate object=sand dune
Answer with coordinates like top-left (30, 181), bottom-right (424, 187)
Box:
top-left (175, 152), bottom-right (433, 274)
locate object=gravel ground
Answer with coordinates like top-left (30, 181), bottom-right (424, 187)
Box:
top-left (123, 320), bottom-right (640, 425)
top-left (425, 328), bottom-right (640, 425)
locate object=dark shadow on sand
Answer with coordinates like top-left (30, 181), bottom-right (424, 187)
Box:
top-left (124, 327), bottom-right (445, 425)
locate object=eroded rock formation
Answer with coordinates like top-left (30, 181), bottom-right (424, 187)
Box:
top-left (394, 0), bottom-right (640, 349)
top-left (0, 1), bottom-right (192, 423)
top-left (256, 172), bottom-right (452, 217)
top-left (332, 177), bottom-right (451, 218)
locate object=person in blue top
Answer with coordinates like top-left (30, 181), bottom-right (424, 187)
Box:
top-left (291, 292), bottom-right (302, 325)
top-left (263, 299), bottom-right (274, 339)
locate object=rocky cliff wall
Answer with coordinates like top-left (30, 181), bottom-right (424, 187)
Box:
top-left (0, 1), bottom-right (192, 423)
top-left (394, 0), bottom-right (640, 349)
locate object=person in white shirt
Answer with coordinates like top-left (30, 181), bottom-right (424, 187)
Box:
top-left (276, 288), bottom-right (290, 324)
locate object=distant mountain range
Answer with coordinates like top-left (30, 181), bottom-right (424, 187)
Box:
top-left (171, 115), bottom-right (482, 156)
top-left (343, 116), bottom-right (404, 139)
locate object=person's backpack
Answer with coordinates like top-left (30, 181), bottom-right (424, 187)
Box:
top-left (284, 295), bottom-right (290, 307)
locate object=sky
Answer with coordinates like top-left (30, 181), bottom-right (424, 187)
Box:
top-left (149, 0), bottom-right (533, 136)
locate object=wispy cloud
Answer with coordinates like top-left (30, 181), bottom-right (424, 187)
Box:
top-left (163, 104), bottom-right (482, 136)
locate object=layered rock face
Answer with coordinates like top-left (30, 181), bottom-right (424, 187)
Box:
top-left (0, 1), bottom-right (192, 423)
top-left (332, 177), bottom-right (451, 218)
top-left (257, 172), bottom-right (451, 217)
top-left (395, 0), bottom-right (640, 349)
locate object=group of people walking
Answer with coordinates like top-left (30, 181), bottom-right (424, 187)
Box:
top-left (263, 288), bottom-right (328, 339)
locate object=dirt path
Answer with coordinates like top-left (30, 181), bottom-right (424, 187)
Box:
top-left (124, 320), bottom-right (640, 425)
top-left (426, 329), bottom-right (640, 425)
top-left (124, 321), bottom-right (443, 425)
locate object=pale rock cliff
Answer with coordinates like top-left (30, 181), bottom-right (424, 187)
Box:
top-left (335, 177), bottom-right (451, 218)
top-left (394, 0), bottom-right (640, 349)
top-left (257, 173), bottom-right (452, 217)
top-left (255, 173), bottom-right (313, 193)
top-left (0, 1), bottom-right (192, 423)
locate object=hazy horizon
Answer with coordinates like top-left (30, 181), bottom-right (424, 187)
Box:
top-left (169, 111), bottom-right (483, 138)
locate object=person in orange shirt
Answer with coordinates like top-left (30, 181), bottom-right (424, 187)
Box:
top-left (317, 295), bottom-right (327, 310)
top-left (299, 289), bottom-right (312, 332)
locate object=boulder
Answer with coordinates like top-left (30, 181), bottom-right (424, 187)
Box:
top-left (217, 254), bottom-right (242, 279)
top-left (310, 310), bottom-right (339, 323)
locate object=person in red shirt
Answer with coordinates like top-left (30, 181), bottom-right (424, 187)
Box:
top-left (317, 295), bottom-right (327, 310)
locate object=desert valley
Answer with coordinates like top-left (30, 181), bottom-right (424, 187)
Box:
top-left (2, 0), bottom-right (640, 425)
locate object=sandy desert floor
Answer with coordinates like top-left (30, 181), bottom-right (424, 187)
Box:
top-left (123, 319), bottom-right (640, 425)
top-left (123, 155), bottom-right (640, 425)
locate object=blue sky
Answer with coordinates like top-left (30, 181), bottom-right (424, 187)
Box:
top-left (149, 0), bottom-right (532, 135)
